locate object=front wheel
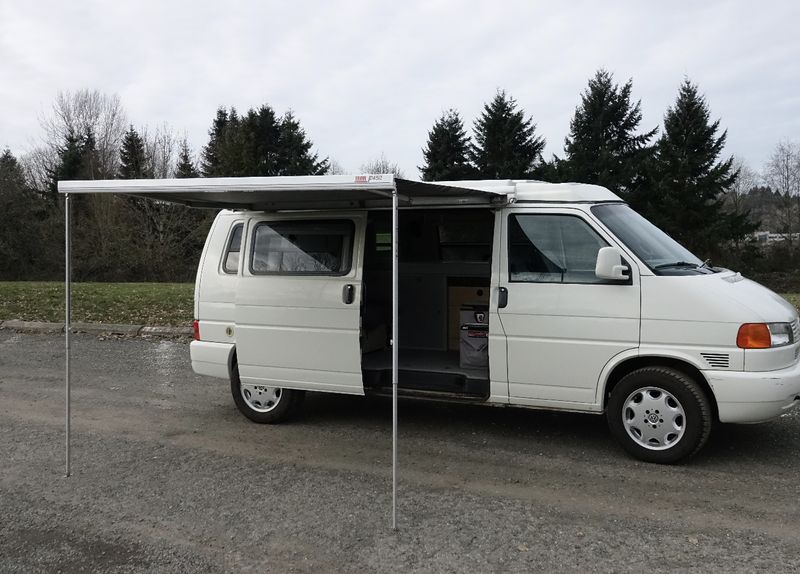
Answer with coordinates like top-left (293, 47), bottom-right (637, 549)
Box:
top-left (230, 359), bottom-right (304, 423)
top-left (607, 367), bottom-right (712, 464)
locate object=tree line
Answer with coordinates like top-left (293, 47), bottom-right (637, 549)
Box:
top-left (1, 69), bottom-right (798, 283)
top-left (421, 73), bottom-right (754, 257)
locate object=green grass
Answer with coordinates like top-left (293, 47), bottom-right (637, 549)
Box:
top-left (0, 281), bottom-right (798, 327)
top-left (780, 293), bottom-right (800, 312)
top-left (0, 282), bottom-right (194, 326)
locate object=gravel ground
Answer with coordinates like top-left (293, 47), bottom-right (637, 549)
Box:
top-left (1, 331), bottom-right (799, 573)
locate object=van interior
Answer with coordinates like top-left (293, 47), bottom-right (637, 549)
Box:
top-left (361, 209), bottom-right (494, 400)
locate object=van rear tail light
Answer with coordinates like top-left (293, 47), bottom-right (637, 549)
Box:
top-left (737, 323), bottom-right (794, 349)
top-left (193, 320), bottom-right (200, 341)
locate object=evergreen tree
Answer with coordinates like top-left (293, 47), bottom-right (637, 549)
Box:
top-left (419, 109), bottom-right (475, 181)
top-left (46, 128), bottom-right (98, 198)
top-left (239, 105), bottom-right (280, 176)
top-left (200, 104), bottom-right (328, 177)
top-left (277, 111), bottom-right (328, 176)
top-left (201, 108), bottom-right (229, 176)
top-left (175, 138), bottom-right (199, 178)
top-left (220, 108), bottom-right (245, 175)
top-left (119, 126), bottom-right (149, 179)
top-left (650, 79), bottom-right (755, 255)
top-left (560, 70), bottom-right (657, 199)
top-left (470, 90), bottom-right (544, 179)
top-left (0, 149), bottom-right (45, 278)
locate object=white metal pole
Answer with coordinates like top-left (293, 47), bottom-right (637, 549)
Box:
top-left (391, 185), bottom-right (399, 529)
top-left (65, 193), bottom-right (72, 477)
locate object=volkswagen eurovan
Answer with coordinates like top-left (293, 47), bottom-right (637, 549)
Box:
top-left (189, 179), bottom-right (800, 463)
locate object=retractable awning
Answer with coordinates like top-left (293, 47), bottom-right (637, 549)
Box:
top-left (59, 174), bottom-right (514, 210)
top-left (57, 173), bottom-right (514, 530)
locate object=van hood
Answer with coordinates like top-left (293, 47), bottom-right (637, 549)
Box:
top-left (722, 272), bottom-right (798, 321)
top-left (641, 270), bottom-right (798, 324)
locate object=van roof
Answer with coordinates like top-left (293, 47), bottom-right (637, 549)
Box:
top-left (58, 174), bottom-right (621, 209)
top-left (434, 180), bottom-right (621, 203)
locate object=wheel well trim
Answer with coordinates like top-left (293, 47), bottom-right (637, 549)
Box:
top-left (596, 350), bottom-right (719, 419)
top-left (228, 345), bottom-right (237, 379)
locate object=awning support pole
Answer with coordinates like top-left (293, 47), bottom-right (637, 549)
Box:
top-left (65, 193), bottom-right (71, 477)
top-left (391, 184), bottom-right (399, 529)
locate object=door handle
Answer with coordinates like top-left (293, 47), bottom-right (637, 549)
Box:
top-left (498, 286), bottom-right (508, 309)
top-left (343, 284), bottom-right (355, 304)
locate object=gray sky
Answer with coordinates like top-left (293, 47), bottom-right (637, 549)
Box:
top-left (1, 0), bottom-right (798, 179)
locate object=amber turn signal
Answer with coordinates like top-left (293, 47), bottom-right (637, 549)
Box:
top-left (736, 323), bottom-right (771, 349)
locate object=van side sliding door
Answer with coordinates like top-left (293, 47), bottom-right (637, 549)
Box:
top-left (234, 213), bottom-right (367, 395)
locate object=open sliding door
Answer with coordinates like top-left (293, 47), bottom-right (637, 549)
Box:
top-left (234, 212), bottom-right (367, 395)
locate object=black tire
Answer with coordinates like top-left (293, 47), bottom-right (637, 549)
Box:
top-left (606, 367), bottom-right (712, 464)
top-left (230, 358), bottom-right (304, 424)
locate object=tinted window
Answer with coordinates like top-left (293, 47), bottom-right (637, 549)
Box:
top-left (508, 214), bottom-right (608, 284)
top-left (250, 220), bottom-right (354, 275)
top-left (222, 223), bottom-right (243, 274)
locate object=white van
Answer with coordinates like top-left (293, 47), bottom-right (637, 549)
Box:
top-left (189, 178), bottom-right (800, 463)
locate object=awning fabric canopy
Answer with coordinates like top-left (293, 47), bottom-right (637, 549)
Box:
top-left (57, 173), bottom-right (514, 530)
top-left (58, 174), bottom-right (514, 209)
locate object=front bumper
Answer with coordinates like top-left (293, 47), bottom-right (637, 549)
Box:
top-left (705, 360), bottom-right (800, 423)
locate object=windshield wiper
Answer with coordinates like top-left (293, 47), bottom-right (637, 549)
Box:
top-left (653, 261), bottom-right (700, 270)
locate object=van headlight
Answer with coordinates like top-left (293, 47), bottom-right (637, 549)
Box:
top-left (737, 323), bottom-right (794, 349)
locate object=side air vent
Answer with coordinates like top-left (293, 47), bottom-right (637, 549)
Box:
top-left (701, 353), bottom-right (730, 369)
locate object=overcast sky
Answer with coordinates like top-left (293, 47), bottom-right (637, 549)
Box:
top-left (1, 0), bottom-right (798, 179)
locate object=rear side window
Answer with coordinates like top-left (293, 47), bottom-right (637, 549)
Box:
top-left (508, 214), bottom-right (608, 284)
top-left (222, 223), bottom-right (244, 274)
top-left (250, 220), bottom-right (354, 275)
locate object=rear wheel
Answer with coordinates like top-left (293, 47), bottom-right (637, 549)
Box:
top-left (607, 367), bottom-right (712, 464)
top-left (230, 358), bottom-right (304, 423)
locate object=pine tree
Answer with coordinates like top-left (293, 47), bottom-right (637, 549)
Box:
top-left (0, 149), bottom-right (44, 278)
top-left (419, 109), bottom-right (475, 181)
top-left (470, 91), bottom-right (544, 179)
top-left (220, 108), bottom-right (245, 175)
top-left (240, 105), bottom-right (280, 176)
top-left (200, 104), bottom-right (328, 177)
top-left (119, 126), bottom-right (149, 179)
top-left (560, 70), bottom-right (657, 199)
top-left (201, 108), bottom-right (229, 176)
top-left (277, 111), bottom-right (328, 176)
top-left (651, 79), bottom-right (755, 255)
top-left (175, 138), bottom-right (198, 178)
top-left (46, 128), bottom-right (98, 198)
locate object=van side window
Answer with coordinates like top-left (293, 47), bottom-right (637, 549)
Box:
top-left (250, 220), bottom-right (354, 275)
top-left (222, 223), bottom-right (244, 274)
top-left (508, 214), bottom-right (609, 284)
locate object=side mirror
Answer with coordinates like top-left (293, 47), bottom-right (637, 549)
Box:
top-left (595, 247), bottom-right (629, 281)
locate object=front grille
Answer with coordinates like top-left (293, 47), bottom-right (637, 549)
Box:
top-left (792, 320), bottom-right (800, 342)
top-left (701, 353), bottom-right (730, 369)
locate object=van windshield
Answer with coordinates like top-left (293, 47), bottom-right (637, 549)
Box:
top-left (591, 204), bottom-right (711, 275)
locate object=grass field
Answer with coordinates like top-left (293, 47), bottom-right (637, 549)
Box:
top-left (0, 281), bottom-right (799, 327)
top-left (0, 282), bottom-right (194, 326)
top-left (780, 292), bottom-right (800, 311)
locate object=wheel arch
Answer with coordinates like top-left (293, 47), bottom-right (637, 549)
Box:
top-left (601, 355), bottom-right (719, 421)
top-left (228, 346), bottom-right (238, 379)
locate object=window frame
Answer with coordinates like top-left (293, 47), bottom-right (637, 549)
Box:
top-left (248, 219), bottom-right (356, 277)
top-left (220, 221), bottom-right (244, 275)
top-left (506, 212), bottom-right (627, 285)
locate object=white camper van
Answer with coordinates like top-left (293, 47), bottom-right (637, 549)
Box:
top-left (189, 177), bottom-right (800, 463)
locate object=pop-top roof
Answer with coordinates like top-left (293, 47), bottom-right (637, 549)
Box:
top-left (57, 174), bottom-right (621, 210)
